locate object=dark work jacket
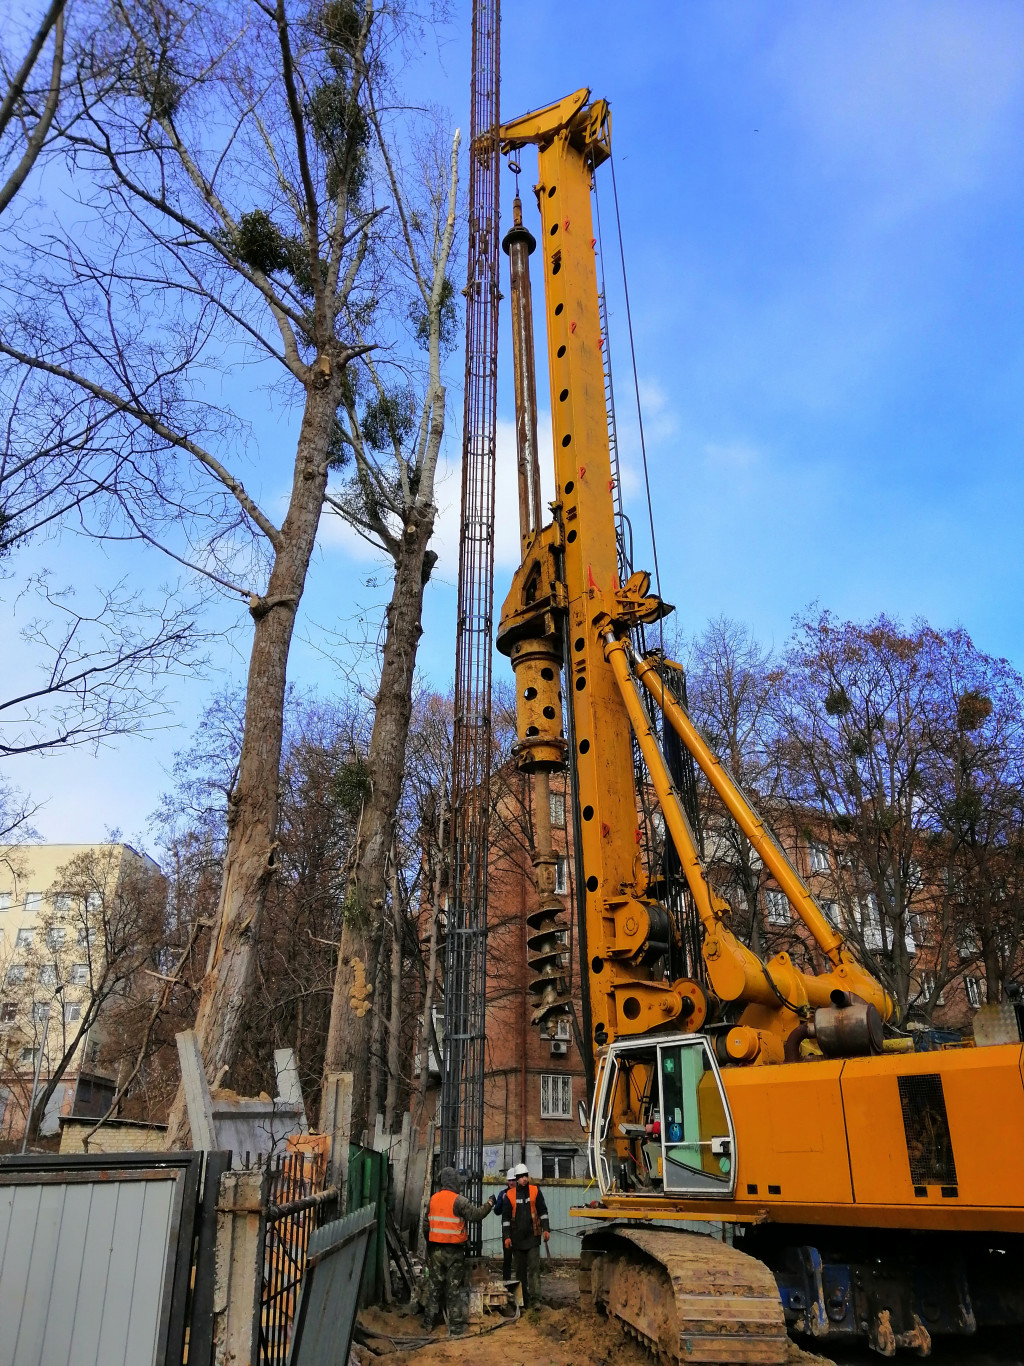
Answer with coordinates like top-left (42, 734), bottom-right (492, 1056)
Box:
top-left (501, 1183), bottom-right (550, 1250)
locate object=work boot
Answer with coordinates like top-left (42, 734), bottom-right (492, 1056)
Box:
top-left (420, 1316), bottom-right (435, 1333)
top-left (448, 1324), bottom-right (467, 1337)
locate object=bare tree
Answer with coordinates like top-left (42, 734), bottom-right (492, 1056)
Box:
top-left (318, 112), bottom-right (461, 1129)
top-left (682, 617), bottom-right (784, 953)
top-left (0, 0), bottom-right (460, 1140)
top-left (921, 630), bottom-right (1024, 1009)
top-left (0, 0), bottom-right (66, 217)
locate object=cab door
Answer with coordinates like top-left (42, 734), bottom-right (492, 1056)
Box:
top-left (657, 1038), bottom-right (737, 1197)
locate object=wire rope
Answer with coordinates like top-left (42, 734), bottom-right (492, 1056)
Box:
top-left (609, 152), bottom-right (664, 653)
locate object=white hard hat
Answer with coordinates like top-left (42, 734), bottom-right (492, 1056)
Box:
top-left (506, 1167), bottom-right (516, 1182)
top-left (514, 1162), bottom-right (529, 1178)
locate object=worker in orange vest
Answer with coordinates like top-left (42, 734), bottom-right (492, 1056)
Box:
top-left (501, 1162), bottom-right (550, 1306)
top-left (420, 1166), bottom-right (496, 1335)
top-left (493, 1167), bottom-right (518, 1280)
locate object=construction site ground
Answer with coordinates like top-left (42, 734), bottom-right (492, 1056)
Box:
top-left (353, 1268), bottom-right (1024, 1366)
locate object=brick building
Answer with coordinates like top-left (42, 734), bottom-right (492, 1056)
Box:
top-left (479, 770), bottom-right (588, 1178)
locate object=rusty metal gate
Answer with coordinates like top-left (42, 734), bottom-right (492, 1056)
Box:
top-left (253, 1149), bottom-right (338, 1365)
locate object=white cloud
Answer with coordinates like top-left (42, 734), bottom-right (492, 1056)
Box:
top-left (769, 2), bottom-right (1024, 219)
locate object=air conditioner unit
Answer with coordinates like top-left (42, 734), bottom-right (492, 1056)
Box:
top-left (550, 1040), bottom-right (568, 1057)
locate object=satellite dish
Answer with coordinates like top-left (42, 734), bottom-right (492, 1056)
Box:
top-left (577, 1098), bottom-right (589, 1131)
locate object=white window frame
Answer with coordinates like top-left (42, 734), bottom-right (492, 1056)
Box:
top-left (64, 1001), bottom-right (82, 1025)
top-left (764, 889), bottom-right (789, 926)
top-left (46, 927), bottom-right (66, 950)
top-left (554, 855), bottom-right (568, 896)
top-left (540, 1073), bottom-right (572, 1120)
top-left (15, 928), bottom-right (34, 949)
top-left (858, 894), bottom-right (883, 950)
top-left (5, 965), bottom-right (26, 985)
top-left (0, 892), bottom-right (11, 911)
top-left (920, 971), bottom-right (945, 1006)
top-left (549, 791), bottom-right (566, 827)
top-left (23, 892), bottom-right (42, 914)
top-left (808, 842), bottom-right (830, 874)
top-left (30, 1002), bottom-right (50, 1024)
top-left (965, 975), bottom-right (984, 1009)
top-left (52, 893), bottom-right (74, 917)
top-left (19, 1046), bottom-right (40, 1067)
top-left (0, 1001), bottom-right (16, 1024)
top-left (38, 964), bottom-right (56, 987)
top-left (70, 963), bottom-right (89, 986)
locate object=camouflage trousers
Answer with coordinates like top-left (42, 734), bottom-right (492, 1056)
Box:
top-left (424, 1244), bottom-right (468, 1327)
top-left (512, 1244), bottom-right (541, 1306)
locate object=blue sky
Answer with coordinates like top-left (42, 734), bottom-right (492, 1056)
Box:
top-left (6, 0), bottom-right (1024, 845)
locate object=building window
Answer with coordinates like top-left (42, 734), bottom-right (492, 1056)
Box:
top-left (0, 1002), bottom-right (16, 1024)
top-left (956, 929), bottom-right (979, 961)
top-left (808, 842), bottom-right (830, 874)
top-left (30, 1002), bottom-right (50, 1023)
top-left (920, 972), bottom-right (945, 1006)
top-left (540, 1073), bottom-right (572, 1119)
top-left (46, 927), bottom-right (66, 950)
top-left (38, 964), bottom-right (56, 986)
top-left (554, 855), bottom-right (568, 896)
top-left (52, 893), bottom-right (74, 916)
top-left (821, 900), bottom-right (840, 928)
top-left (77, 927), bottom-right (95, 949)
top-left (85, 892), bottom-right (102, 914)
top-left (764, 890), bottom-right (789, 925)
top-left (964, 975), bottom-right (984, 1009)
top-left (858, 895), bottom-right (883, 950)
top-left (15, 928), bottom-right (34, 949)
top-left (70, 963), bottom-right (89, 986)
top-left (23, 892), bottom-right (42, 914)
top-left (5, 965), bottom-right (26, 985)
top-left (19, 1047), bottom-right (40, 1067)
top-left (541, 1149), bottom-right (575, 1180)
top-left (0, 892), bottom-right (11, 911)
top-left (549, 791), bottom-right (566, 827)
top-left (64, 1002), bottom-right (82, 1025)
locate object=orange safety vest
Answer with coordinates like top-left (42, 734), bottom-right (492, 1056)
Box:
top-left (427, 1189), bottom-right (468, 1244)
top-left (507, 1183), bottom-right (542, 1237)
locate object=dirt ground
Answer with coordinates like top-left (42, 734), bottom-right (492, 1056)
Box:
top-left (352, 1268), bottom-right (1024, 1366)
top-left (351, 1270), bottom-right (837, 1366)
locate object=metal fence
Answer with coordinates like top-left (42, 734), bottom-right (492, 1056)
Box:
top-left (248, 1149), bottom-right (337, 1366)
top-left (0, 1149), bottom-right (219, 1366)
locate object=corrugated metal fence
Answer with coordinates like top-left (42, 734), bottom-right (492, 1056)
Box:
top-left (480, 1180), bottom-right (595, 1260)
top-left (0, 1151), bottom-right (209, 1366)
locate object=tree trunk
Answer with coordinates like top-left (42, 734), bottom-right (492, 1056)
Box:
top-left (384, 903), bottom-right (402, 1130)
top-left (166, 373), bottom-right (338, 1145)
top-left (323, 503), bottom-right (435, 1134)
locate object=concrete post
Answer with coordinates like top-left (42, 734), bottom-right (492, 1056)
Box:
top-left (212, 1169), bottom-right (263, 1366)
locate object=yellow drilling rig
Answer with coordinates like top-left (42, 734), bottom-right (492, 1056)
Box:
top-left (494, 88), bottom-right (1024, 1363)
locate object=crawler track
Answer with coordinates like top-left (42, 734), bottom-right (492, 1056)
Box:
top-left (581, 1228), bottom-right (789, 1365)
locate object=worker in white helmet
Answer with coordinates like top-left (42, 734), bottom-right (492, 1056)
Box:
top-left (493, 1167), bottom-right (518, 1281)
top-left (501, 1161), bottom-right (550, 1306)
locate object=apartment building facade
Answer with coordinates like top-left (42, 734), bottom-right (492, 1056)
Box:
top-left (0, 842), bottom-right (164, 1146)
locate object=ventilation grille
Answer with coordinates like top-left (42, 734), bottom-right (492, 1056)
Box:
top-left (897, 1073), bottom-right (957, 1187)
